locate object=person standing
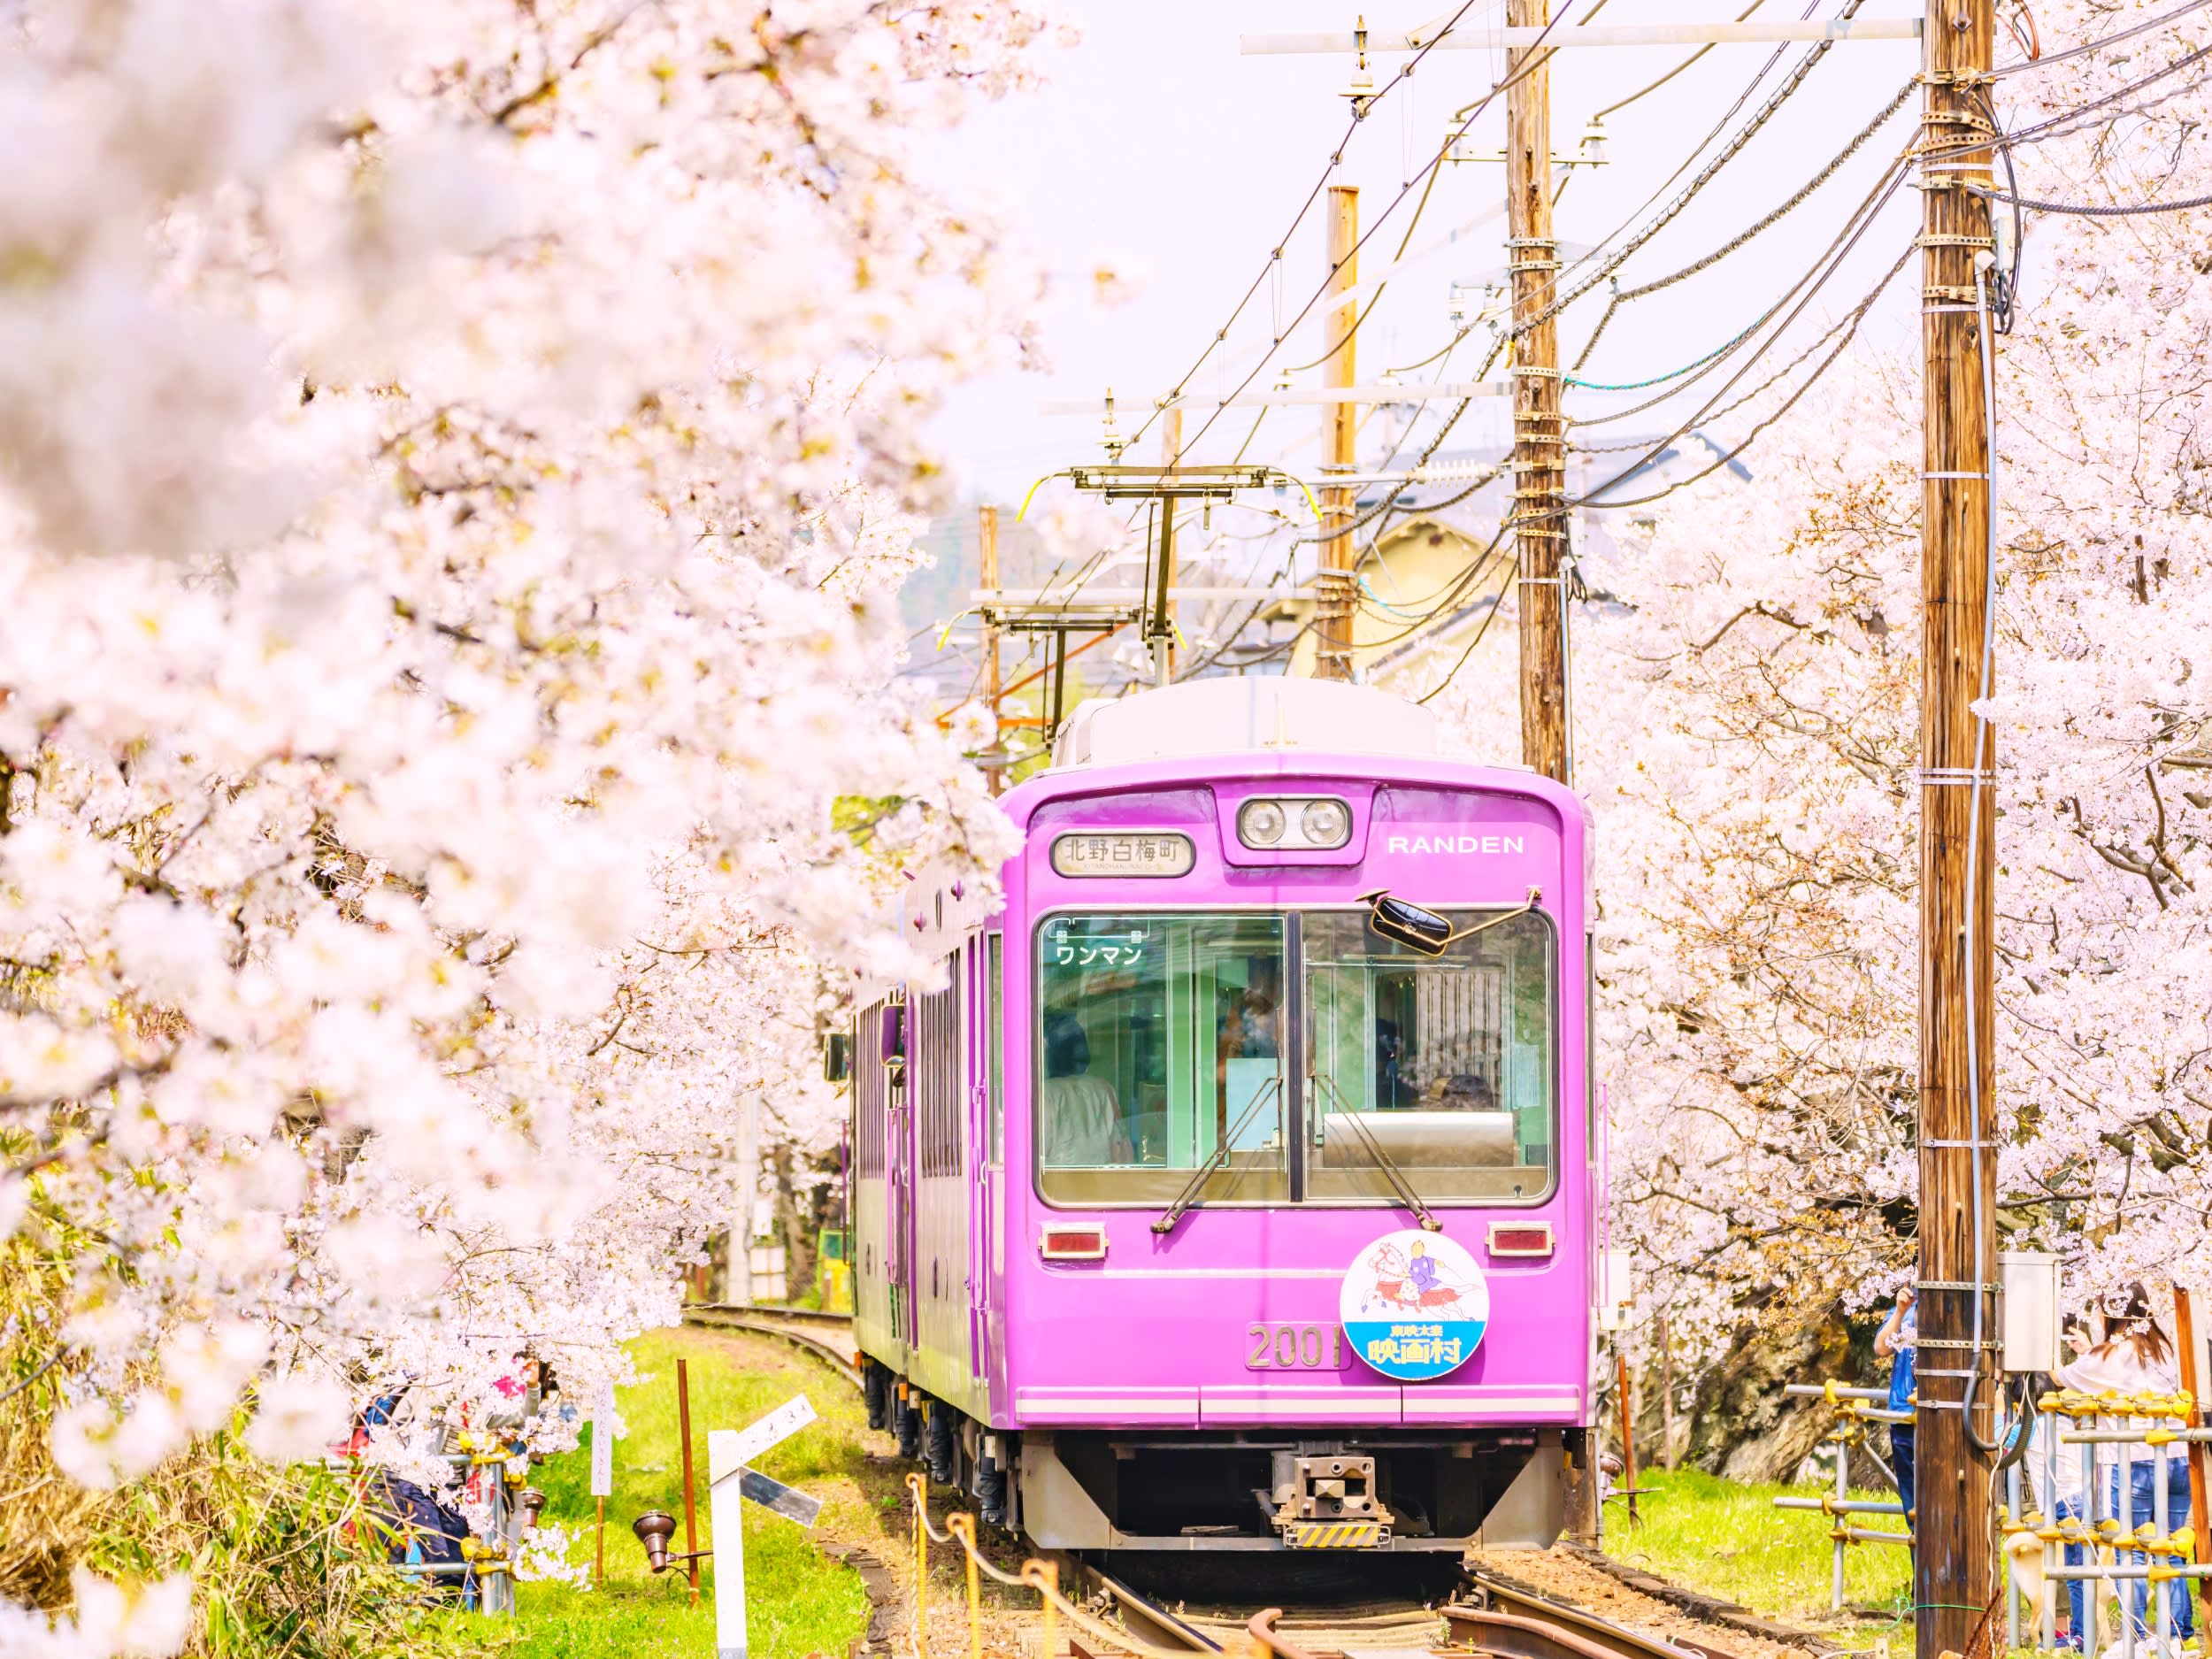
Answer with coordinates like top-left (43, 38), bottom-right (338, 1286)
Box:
top-left (2057, 1285), bottom-right (2194, 1647)
top-left (1876, 1286), bottom-right (1918, 1526)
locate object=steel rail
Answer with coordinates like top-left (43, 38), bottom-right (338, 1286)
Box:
top-left (682, 1302), bottom-right (863, 1388)
top-left (1070, 1561), bottom-right (1229, 1654)
top-left (1456, 1574), bottom-right (1748, 1659)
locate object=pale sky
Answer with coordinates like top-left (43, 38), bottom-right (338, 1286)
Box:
top-left (913, 0), bottom-right (1928, 503)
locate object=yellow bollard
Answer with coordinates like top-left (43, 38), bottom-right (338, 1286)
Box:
top-left (949, 1513), bottom-right (982, 1659)
top-left (1022, 1559), bottom-right (1058, 1659)
top-left (909, 1472), bottom-right (930, 1659)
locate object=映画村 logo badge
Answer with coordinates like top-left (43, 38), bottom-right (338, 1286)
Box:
top-left (1339, 1229), bottom-right (1489, 1381)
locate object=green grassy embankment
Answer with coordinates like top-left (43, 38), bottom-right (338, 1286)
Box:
top-left (517, 1326), bottom-right (879, 1659)
top-left (1611, 1467), bottom-right (1914, 1638)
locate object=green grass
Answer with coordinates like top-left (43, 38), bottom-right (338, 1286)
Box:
top-left (1609, 1468), bottom-right (1914, 1638)
top-left (517, 1326), bottom-right (876, 1659)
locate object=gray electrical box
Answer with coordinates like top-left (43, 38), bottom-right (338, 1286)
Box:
top-left (2001, 1251), bottom-right (2062, 1372)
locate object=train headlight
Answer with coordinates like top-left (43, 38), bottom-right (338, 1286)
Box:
top-left (1236, 795), bottom-right (1353, 851)
top-left (1300, 799), bottom-right (1350, 848)
top-left (1238, 799), bottom-right (1288, 847)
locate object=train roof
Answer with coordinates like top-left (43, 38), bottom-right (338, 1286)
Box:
top-left (1049, 676), bottom-right (1465, 770)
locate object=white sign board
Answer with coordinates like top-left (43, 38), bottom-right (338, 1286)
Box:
top-left (588, 1382), bottom-right (615, 1498)
top-left (712, 1394), bottom-right (816, 1479)
top-left (707, 1396), bottom-right (819, 1659)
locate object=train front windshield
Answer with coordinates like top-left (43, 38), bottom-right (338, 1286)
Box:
top-left (1034, 909), bottom-right (1555, 1208)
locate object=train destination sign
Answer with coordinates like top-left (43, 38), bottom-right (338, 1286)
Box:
top-left (1340, 1230), bottom-right (1489, 1381)
top-left (1049, 831), bottom-right (1194, 878)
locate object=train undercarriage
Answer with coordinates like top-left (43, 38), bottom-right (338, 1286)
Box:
top-left (865, 1360), bottom-right (1578, 1555)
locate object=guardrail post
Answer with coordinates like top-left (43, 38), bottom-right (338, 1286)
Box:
top-left (1833, 1436), bottom-right (1849, 1613)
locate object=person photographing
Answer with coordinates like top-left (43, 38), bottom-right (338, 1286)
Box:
top-left (1876, 1286), bottom-right (1917, 1526)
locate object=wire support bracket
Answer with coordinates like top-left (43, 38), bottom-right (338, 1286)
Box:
top-left (1924, 284), bottom-right (1984, 302)
top-left (1916, 1337), bottom-right (2007, 1350)
top-left (1509, 365), bottom-right (1564, 378)
top-left (1504, 237), bottom-right (1559, 249)
top-left (1921, 67), bottom-right (1998, 86)
top-left (1919, 233), bottom-right (1996, 248)
top-left (1916, 767), bottom-right (2000, 786)
top-left (1916, 1279), bottom-right (2003, 1291)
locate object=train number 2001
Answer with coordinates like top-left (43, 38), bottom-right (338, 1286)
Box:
top-left (1244, 1323), bottom-right (1347, 1371)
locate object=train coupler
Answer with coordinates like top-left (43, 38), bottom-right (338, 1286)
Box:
top-left (1271, 1453), bottom-right (1394, 1548)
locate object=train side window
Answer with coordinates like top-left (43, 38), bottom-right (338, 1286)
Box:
top-left (916, 957), bottom-right (962, 1178)
top-left (1302, 907), bottom-right (1556, 1205)
top-left (987, 931), bottom-right (1004, 1168)
top-left (1034, 911), bottom-right (1289, 1207)
top-left (855, 1002), bottom-right (886, 1178)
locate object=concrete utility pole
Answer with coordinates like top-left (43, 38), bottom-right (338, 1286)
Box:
top-left (1507, 0), bottom-right (1569, 781)
top-left (1914, 0), bottom-right (1998, 1641)
top-left (1155, 406), bottom-right (1185, 686)
top-left (1316, 184), bottom-right (1360, 681)
top-left (979, 504), bottom-right (1003, 794)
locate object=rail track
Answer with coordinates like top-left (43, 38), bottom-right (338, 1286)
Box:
top-left (682, 1300), bottom-right (863, 1386)
top-left (680, 1304), bottom-right (1743, 1659)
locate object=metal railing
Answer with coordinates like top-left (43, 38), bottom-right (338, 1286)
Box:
top-left (2004, 1389), bottom-right (2210, 1659)
top-left (1772, 1382), bottom-right (1914, 1611)
top-left (1774, 1379), bottom-right (2212, 1659)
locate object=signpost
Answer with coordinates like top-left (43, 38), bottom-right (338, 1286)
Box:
top-left (589, 1381), bottom-right (615, 1584)
top-left (707, 1395), bottom-right (822, 1659)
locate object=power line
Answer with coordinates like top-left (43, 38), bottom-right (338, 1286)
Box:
top-left (1572, 229), bottom-right (1915, 512)
top-left (1570, 76), bottom-right (1916, 371)
top-left (1124, 0), bottom-right (1552, 461)
top-left (1970, 182), bottom-right (2212, 215)
top-left (1991, 0), bottom-right (2212, 76)
top-left (1590, 0), bottom-right (1770, 119)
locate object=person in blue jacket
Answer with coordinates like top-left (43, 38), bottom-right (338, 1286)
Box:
top-left (1876, 1286), bottom-right (1917, 1528)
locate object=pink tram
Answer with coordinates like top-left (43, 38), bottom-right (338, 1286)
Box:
top-left (841, 677), bottom-right (1604, 1554)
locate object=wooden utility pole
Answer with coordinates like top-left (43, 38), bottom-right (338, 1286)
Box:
top-left (978, 504), bottom-right (1003, 794)
top-left (1915, 0), bottom-right (1998, 1644)
top-left (1316, 185), bottom-right (1360, 681)
top-left (1155, 407), bottom-right (1185, 686)
top-left (1506, 0), bottom-right (1568, 783)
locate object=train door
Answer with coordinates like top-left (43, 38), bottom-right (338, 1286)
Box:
top-left (886, 991), bottom-right (919, 1351)
top-left (966, 935), bottom-right (995, 1383)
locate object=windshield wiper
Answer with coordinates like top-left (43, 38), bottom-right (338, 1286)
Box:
top-left (1311, 1071), bottom-right (1440, 1232)
top-left (1152, 1076), bottom-right (1283, 1234)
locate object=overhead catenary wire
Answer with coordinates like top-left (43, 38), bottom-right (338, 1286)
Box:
top-left (1593, 0), bottom-right (1771, 119)
top-left (1969, 181), bottom-right (2212, 214)
top-left (1991, 0), bottom-right (2212, 75)
top-left (1159, 25), bottom-right (1578, 466)
top-left (1571, 226), bottom-right (1916, 512)
top-left (1570, 76), bottom-right (1918, 371)
top-left (1120, 0), bottom-right (1560, 463)
top-left (1570, 242), bottom-right (1916, 453)
top-left (1507, 0), bottom-right (1884, 349)
top-left (1559, 127), bottom-right (1921, 432)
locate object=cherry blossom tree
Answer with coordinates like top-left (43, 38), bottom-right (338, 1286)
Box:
top-left (1, 0), bottom-right (1046, 1639)
top-left (1555, 0), bottom-right (2212, 1357)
